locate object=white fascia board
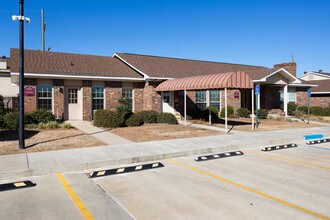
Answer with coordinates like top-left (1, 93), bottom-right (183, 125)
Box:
top-left (10, 72), bottom-right (145, 82)
top-left (312, 91), bottom-right (330, 94)
top-left (288, 83), bottom-right (318, 87)
top-left (147, 77), bottom-right (175, 81)
top-left (258, 68), bottom-right (301, 84)
top-left (113, 53), bottom-right (150, 79)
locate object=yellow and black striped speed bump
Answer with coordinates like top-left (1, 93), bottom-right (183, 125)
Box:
top-left (0, 180), bottom-right (36, 192)
top-left (261, 143), bottom-right (297, 152)
top-left (194, 151), bottom-right (244, 162)
top-left (307, 138), bottom-right (330, 145)
top-left (89, 162), bottom-right (164, 178)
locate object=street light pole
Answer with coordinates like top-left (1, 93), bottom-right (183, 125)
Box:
top-left (18, 0), bottom-right (25, 149)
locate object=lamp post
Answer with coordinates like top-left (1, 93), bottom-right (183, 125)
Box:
top-left (12, 0), bottom-right (30, 149)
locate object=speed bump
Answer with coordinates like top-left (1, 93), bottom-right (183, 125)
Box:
top-left (307, 138), bottom-right (330, 145)
top-left (89, 162), bottom-right (164, 178)
top-left (0, 180), bottom-right (36, 192)
top-left (261, 143), bottom-right (297, 152)
top-left (194, 151), bottom-right (244, 162)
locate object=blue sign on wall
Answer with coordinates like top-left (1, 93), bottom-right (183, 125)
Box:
top-left (308, 88), bottom-right (311, 97)
top-left (255, 85), bottom-right (260, 95)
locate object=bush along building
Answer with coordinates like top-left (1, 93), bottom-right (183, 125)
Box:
top-left (5, 48), bottom-right (315, 121)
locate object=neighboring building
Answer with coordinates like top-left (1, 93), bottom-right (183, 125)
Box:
top-left (5, 48), bottom-right (313, 121)
top-left (0, 57), bottom-right (18, 109)
top-left (299, 70), bottom-right (330, 107)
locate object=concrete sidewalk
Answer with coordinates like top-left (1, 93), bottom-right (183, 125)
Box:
top-left (1, 126), bottom-right (329, 180)
top-left (69, 121), bottom-right (132, 145)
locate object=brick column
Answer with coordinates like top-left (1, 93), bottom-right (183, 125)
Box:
top-left (143, 81), bottom-right (161, 112)
top-left (105, 81), bottom-right (122, 110)
top-left (53, 79), bottom-right (64, 120)
top-left (82, 80), bottom-right (92, 121)
top-left (24, 78), bottom-right (37, 113)
top-left (133, 82), bottom-right (145, 112)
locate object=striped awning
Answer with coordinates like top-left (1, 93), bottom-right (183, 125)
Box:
top-left (156, 71), bottom-right (253, 91)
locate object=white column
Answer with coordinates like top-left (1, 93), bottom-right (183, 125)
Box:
top-left (184, 90), bottom-right (187, 125)
top-left (251, 88), bottom-right (254, 130)
top-left (284, 84), bottom-right (288, 116)
top-left (219, 90), bottom-right (222, 114)
top-left (207, 90), bottom-right (211, 125)
top-left (225, 88), bottom-right (228, 133)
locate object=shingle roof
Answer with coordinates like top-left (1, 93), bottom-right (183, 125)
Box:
top-left (9, 49), bottom-right (143, 79)
top-left (308, 80), bottom-right (330, 93)
top-left (115, 53), bottom-right (271, 79)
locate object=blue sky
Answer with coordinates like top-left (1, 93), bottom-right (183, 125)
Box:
top-left (1, 0), bottom-right (329, 76)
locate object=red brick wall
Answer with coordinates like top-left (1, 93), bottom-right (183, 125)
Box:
top-left (143, 81), bottom-right (161, 112)
top-left (133, 82), bottom-right (144, 112)
top-left (296, 88), bottom-right (308, 106)
top-left (82, 80), bottom-right (92, 121)
top-left (53, 79), bottom-right (64, 120)
top-left (24, 78), bottom-right (36, 113)
top-left (105, 81), bottom-right (122, 111)
top-left (310, 95), bottom-right (330, 108)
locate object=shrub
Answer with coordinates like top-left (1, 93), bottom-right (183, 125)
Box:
top-left (311, 106), bottom-right (323, 116)
top-left (3, 111), bottom-right (19, 130)
top-left (322, 107), bottom-right (330, 116)
top-left (93, 109), bottom-right (124, 128)
top-left (157, 113), bottom-right (178, 124)
top-left (60, 122), bottom-right (72, 129)
top-left (0, 115), bottom-right (4, 129)
top-left (28, 109), bottom-right (55, 124)
top-left (236, 108), bottom-right (251, 118)
top-left (287, 102), bottom-right (297, 115)
top-left (257, 109), bottom-right (268, 119)
top-left (116, 98), bottom-right (133, 115)
top-left (220, 106), bottom-right (234, 118)
top-left (38, 121), bottom-right (58, 129)
top-left (204, 106), bottom-right (219, 116)
top-left (137, 110), bottom-right (159, 124)
top-left (126, 114), bottom-right (144, 127)
top-left (294, 110), bottom-right (305, 118)
top-left (297, 106), bottom-right (309, 114)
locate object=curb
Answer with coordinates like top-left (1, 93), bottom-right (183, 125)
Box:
top-left (0, 137), bottom-right (304, 181)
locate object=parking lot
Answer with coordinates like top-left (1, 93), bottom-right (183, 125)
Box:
top-left (0, 142), bottom-right (329, 220)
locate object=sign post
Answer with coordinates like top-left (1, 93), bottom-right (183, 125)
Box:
top-left (307, 88), bottom-right (311, 124)
top-left (255, 85), bottom-right (260, 129)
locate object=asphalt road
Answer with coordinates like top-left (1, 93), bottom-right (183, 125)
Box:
top-left (0, 142), bottom-right (329, 220)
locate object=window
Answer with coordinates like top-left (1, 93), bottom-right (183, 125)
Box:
top-left (280, 87), bottom-right (296, 103)
top-left (196, 90), bottom-right (206, 110)
top-left (163, 91), bottom-right (170, 103)
top-left (92, 86), bottom-right (104, 110)
top-left (210, 90), bottom-right (220, 110)
top-left (122, 88), bottom-right (133, 110)
top-left (68, 88), bottom-right (78, 104)
top-left (37, 85), bottom-right (52, 110)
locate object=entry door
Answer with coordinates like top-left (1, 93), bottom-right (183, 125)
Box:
top-left (67, 87), bottom-right (82, 120)
top-left (162, 91), bottom-right (175, 114)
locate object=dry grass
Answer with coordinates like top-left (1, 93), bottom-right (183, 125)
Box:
top-left (110, 124), bottom-right (223, 142)
top-left (208, 117), bottom-right (321, 132)
top-left (0, 128), bottom-right (106, 155)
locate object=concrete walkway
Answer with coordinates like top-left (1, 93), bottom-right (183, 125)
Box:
top-left (68, 121), bottom-right (132, 145)
top-left (1, 125), bottom-right (329, 180)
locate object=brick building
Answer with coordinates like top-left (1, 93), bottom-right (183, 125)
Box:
top-left (299, 71), bottom-right (330, 107)
top-left (5, 48), bottom-right (314, 121)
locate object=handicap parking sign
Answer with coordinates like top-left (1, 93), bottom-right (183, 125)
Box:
top-left (255, 85), bottom-right (260, 95)
top-left (308, 88), bottom-right (311, 97)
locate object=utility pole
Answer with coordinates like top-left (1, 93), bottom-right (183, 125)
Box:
top-left (41, 9), bottom-right (45, 51)
top-left (12, 0), bottom-right (30, 149)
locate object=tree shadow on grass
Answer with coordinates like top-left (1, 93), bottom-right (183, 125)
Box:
top-left (0, 130), bottom-right (40, 142)
top-left (210, 117), bottom-right (261, 133)
top-left (24, 128), bottom-right (111, 149)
